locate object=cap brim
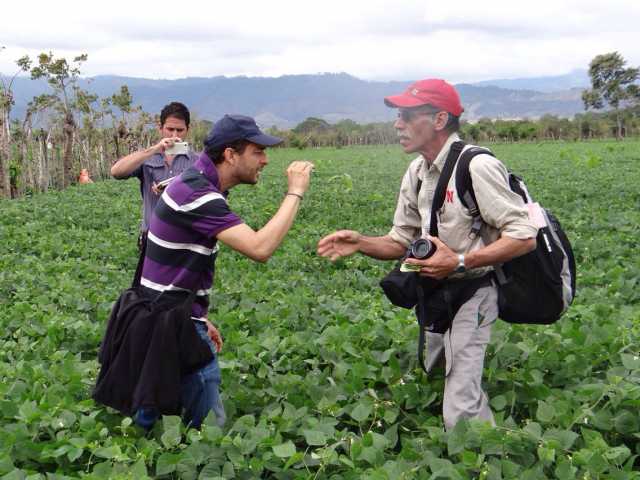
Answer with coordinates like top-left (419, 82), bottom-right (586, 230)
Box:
top-left (247, 133), bottom-right (283, 147)
top-left (384, 94), bottom-right (427, 108)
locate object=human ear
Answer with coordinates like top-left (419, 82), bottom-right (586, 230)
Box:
top-left (224, 147), bottom-right (236, 164)
top-left (434, 112), bottom-right (449, 131)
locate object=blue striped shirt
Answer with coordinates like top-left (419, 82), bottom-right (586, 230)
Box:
top-left (128, 151), bottom-right (198, 232)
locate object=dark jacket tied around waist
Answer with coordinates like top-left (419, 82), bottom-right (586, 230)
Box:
top-left (93, 288), bottom-right (213, 416)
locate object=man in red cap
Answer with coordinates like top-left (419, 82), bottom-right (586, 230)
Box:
top-left (318, 78), bottom-right (537, 429)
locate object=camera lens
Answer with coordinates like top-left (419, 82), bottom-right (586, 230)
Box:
top-left (410, 238), bottom-right (435, 259)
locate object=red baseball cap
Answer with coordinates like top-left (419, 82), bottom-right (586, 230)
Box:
top-left (384, 78), bottom-right (464, 116)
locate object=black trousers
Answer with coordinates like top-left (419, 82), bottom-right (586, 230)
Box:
top-left (132, 231), bottom-right (148, 287)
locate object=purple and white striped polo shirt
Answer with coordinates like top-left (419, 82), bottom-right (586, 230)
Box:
top-left (140, 153), bottom-right (243, 318)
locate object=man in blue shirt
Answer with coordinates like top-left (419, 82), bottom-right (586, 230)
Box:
top-left (111, 102), bottom-right (197, 242)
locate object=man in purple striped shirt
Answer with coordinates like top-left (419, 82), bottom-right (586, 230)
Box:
top-left (135, 114), bottom-right (313, 429)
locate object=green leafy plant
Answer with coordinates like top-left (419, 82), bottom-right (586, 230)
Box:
top-left (1, 141), bottom-right (639, 478)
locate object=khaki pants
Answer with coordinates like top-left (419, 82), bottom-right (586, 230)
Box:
top-left (424, 284), bottom-right (498, 430)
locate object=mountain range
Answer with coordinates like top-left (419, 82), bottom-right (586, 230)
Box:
top-left (3, 70), bottom-right (591, 129)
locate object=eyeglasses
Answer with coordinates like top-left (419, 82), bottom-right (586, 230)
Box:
top-left (397, 108), bottom-right (439, 123)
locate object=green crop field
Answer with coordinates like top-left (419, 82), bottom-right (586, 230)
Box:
top-left (1, 140), bottom-right (639, 479)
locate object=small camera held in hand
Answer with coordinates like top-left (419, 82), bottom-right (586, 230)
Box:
top-left (400, 238), bottom-right (437, 272)
top-left (165, 141), bottom-right (189, 156)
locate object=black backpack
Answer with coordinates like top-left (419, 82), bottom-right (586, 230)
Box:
top-left (430, 141), bottom-right (577, 325)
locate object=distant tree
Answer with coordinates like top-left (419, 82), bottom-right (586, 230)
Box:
top-left (28, 52), bottom-right (88, 186)
top-left (18, 94), bottom-right (56, 193)
top-left (334, 119), bottom-right (363, 146)
top-left (517, 120), bottom-right (538, 141)
top-left (575, 112), bottom-right (609, 139)
top-left (476, 118), bottom-right (496, 142)
top-left (289, 133), bottom-right (308, 150)
top-left (111, 85), bottom-right (144, 154)
top-left (111, 85), bottom-right (133, 120)
top-left (131, 111), bottom-right (157, 150)
top-left (293, 117), bottom-right (330, 135)
top-left (74, 88), bottom-right (101, 176)
top-left (460, 121), bottom-right (481, 142)
top-left (582, 52), bottom-right (640, 139)
top-left (538, 115), bottom-right (564, 140)
top-left (0, 47), bottom-right (30, 198)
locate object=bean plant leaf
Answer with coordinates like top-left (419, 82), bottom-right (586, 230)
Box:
top-left (93, 445), bottom-right (121, 459)
top-left (156, 452), bottom-right (180, 476)
top-left (620, 354), bottom-right (640, 370)
top-left (350, 400), bottom-right (373, 423)
top-left (543, 429), bottom-right (579, 450)
top-left (303, 429), bottom-right (328, 446)
top-left (536, 401), bottom-right (555, 423)
top-left (273, 441), bottom-right (296, 458)
top-left (614, 411), bottom-right (639, 434)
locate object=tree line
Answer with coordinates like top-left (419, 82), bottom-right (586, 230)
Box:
top-left (275, 52), bottom-right (640, 149)
top-left (1, 49), bottom-right (638, 199)
top-left (0, 51), bottom-right (150, 198)
top-left (265, 107), bottom-right (640, 150)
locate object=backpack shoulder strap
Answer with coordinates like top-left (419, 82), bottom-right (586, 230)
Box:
top-left (454, 146), bottom-right (511, 283)
top-left (454, 146), bottom-right (495, 239)
top-left (429, 141), bottom-right (466, 237)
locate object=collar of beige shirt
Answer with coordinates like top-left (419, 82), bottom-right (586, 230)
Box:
top-left (419, 132), bottom-right (461, 175)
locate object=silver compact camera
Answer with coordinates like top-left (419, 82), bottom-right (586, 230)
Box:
top-left (165, 141), bottom-right (189, 156)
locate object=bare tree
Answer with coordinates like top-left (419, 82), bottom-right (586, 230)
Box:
top-left (0, 48), bottom-right (31, 198)
top-left (28, 52), bottom-right (88, 187)
top-left (18, 97), bottom-right (46, 193)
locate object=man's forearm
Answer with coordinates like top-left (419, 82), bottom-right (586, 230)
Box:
top-left (218, 161), bottom-right (313, 263)
top-left (111, 147), bottom-right (156, 178)
top-left (465, 235), bottom-right (536, 270)
top-left (358, 234), bottom-right (406, 260)
top-left (252, 194), bottom-right (303, 260)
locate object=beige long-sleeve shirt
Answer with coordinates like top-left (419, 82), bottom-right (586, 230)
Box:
top-left (389, 133), bottom-right (538, 277)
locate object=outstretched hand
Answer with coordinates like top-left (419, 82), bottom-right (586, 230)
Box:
top-left (317, 230), bottom-right (361, 261)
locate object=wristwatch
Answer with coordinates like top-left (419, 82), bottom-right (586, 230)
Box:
top-left (455, 254), bottom-right (466, 273)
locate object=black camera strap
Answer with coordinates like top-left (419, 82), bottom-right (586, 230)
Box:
top-left (428, 140), bottom-right (465, 237)
top-left (131, 231), bottom-right (148, 289)
top-left (416, 280), bottom-right (430, 373)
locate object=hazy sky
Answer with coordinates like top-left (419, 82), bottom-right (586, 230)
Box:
top-left (2, 0), bottom-right (639, 83)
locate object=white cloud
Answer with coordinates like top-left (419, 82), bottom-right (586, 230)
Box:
top-left (423, 0), bottom-right (640, 36)
top-left (1, 0), bottom-right (639, 82)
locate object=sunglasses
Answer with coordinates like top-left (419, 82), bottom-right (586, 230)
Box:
top-left (397, 108), bottom-right (439, 123)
